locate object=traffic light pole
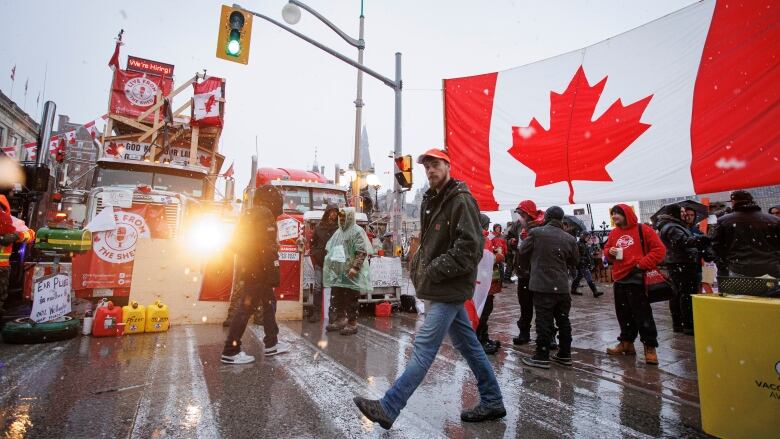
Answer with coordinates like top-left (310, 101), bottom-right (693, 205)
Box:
top-left (233, 3), bottom-right (404, 252)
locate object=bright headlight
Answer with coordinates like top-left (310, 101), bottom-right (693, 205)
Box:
top-left (184, 214), bottom-right (235, 253)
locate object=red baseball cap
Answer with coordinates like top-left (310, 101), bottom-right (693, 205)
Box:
top-left (417, 148), bottom-right (450, 164)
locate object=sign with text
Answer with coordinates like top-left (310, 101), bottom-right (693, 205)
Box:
top-left (127, 56), bottom-right (175, 77)
top-left (103, 190), bottom-right (133, 208)
top-left (31, 273), bottom-right (72, 323)
top-left (369, 257), bottom-right (403, 288)
top-left (103, 141), bottom-right (212, 166)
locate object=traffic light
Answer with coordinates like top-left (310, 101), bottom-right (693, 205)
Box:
top-left (216, 5), bottom-right (253, 64)
top-left (394, 155), bottom-right (413, 191)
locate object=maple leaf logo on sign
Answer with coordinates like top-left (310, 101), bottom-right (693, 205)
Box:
top-left (508, 66), bottom-right (653, 203)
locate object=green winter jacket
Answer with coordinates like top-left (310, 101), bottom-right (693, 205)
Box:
top-left (411, 179), bottom-right (484, 302)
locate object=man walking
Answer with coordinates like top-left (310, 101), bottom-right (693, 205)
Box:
top-left (353, 148), bottom-right (504, 429)
top-left (518, 206), bottom-right (579, 368)
top-left (571, 232), bottom-right (602, 297)
top-left (221, 185), bottom-right (288, 364)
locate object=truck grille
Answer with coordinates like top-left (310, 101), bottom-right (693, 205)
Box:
top-left (95, 195), bottom-right (181, 238)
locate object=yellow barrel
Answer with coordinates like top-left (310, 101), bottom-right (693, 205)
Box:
top-left (145, 300), bottom-right (170, 333)
top-left (122, 302), bottom-right (146, 335)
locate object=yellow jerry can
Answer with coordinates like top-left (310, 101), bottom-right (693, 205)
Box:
top-left (145, 300), bottom-right (170, 333)
top-left (122, 302), bottom-right (146, 335)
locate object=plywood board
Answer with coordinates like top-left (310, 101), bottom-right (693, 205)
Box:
top-left (130, 239), bottom-right (228, 325)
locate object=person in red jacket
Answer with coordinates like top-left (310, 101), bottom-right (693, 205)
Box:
top-left (490, 224), bottom-right (508, 285)
top-left (603, 204), bottom-right (666, 365)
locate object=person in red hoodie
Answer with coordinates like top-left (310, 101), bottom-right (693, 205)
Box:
top-left (604, 204), bottom-right (666, 365)
top-left (490, 223), bottom-right (508, 285)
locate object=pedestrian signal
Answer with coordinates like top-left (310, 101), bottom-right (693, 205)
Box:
top-left (216, 5), bottom-right (253, 64)
top-left (394, 155), bottom-right (413, 191)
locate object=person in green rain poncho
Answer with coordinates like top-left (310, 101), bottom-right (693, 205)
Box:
top-left (323, 207), bottom-right (373, 335)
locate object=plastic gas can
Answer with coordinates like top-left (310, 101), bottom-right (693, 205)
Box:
top-left (92, 301), bottom-right (123, 337)
top-left (122, 301), bottom-right (146, 334)
top-left (375, 301), bottom-right (392, 317)
top-left (145, 300), bottom-right (170, 333)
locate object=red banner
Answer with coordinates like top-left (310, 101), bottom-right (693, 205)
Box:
top-left (110, 69), bottom-right (173, 122)
top-left (72, 204), bottom-right (170, 294)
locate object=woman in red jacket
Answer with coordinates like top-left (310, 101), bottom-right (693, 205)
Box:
top-left (603, 204), bottom-right (666, 365)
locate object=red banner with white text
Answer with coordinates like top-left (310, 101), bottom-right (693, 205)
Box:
top-left (72, 204), bottom-right (170, 296)
top-left (110, 69), bottom-right (173, 123)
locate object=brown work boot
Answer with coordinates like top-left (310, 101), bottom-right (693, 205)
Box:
top-left (339, 321), bottom-right (358, 336)
top-left (644, 345), bottom-right (659, 365)
top-left (326, 317), bottom-right (348, 332)
top-left (606, 340), bottom-right (636, 356)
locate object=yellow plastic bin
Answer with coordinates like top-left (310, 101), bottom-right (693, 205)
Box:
top-left (122, 302), bottom-right (146, 334)
top-left (693, 295), bottom-right (780, 439)
top-left (145, 300), bottom-right (170, 333)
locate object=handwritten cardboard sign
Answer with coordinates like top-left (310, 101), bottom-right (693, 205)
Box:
top-left (31, 273), bottom-right (72, 323)
top-left (369, 257), bottom-right (403, 288)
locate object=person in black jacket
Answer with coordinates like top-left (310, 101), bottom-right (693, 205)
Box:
top-left (571, 232), bottom-right (602, 297)
top-left (518, 206), bottom-right (579, 368)
top-left (656, 204), bottom-right (710, 335)
top-left (713, 190), bottom-right (780, 278)
top-left (510, 199), bottom-right (546, 346)
top-left (353, 148), bottom-right (504, 430)
top-left (222, 185), bottom-right (287, 364)
top-left (309, 204), bottom-right (339, 323)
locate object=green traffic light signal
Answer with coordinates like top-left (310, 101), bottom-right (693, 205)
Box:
top-left (226, 11), bottom-right (245, 57)
top-left (227, 30), bottom-right (241, 56)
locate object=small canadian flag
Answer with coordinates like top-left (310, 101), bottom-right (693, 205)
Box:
top-left (48, 136), bottom-right (59, 153)
top-left (84, 120), bottom-right (99, 139)
top-left (65, 130), bottom-right (77, 145)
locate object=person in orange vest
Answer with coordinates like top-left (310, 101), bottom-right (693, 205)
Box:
top-left (0, 195), bottom-right (34, 315)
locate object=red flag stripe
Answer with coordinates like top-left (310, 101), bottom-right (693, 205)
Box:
top-left (691, 0), bottom-right (780, 193)
top-left (444, 72), bottom-right (499, 211)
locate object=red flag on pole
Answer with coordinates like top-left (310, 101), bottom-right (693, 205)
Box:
top-left (108, 30), bottom-right (124, 71)
top-left (224, 162), bottom-right (234, 178)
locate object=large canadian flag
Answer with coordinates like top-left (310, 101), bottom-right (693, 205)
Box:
top-left (444, 0), bottom-right (780, 210)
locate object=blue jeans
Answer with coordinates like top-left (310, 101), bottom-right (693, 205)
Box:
top-left (380, 301), bottom-right (503, 420)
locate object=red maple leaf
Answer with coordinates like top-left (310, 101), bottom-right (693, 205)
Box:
top-left (199, 155), bottom-right (212, 168)
top-left (508, 66), bottom-right (653, 203)
top-left (204, 94), bottom-right (216, 113)
top-left (106, 142), bottom-right (120, 157)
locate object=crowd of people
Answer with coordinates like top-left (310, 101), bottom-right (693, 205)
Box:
top-left (217, 146), bottom-right (779, 430)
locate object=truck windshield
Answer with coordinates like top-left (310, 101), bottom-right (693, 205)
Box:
top-left (312, 189), bottom-right (347, 210)
top-left (96, 168), bottom-right (204, 198)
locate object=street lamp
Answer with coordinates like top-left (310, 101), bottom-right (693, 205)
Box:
top-left (282, 0), bottom-right (368, 213)
top-left (233, 1), bottom-right (403, 250)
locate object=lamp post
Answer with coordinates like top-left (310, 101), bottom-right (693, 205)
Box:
top-left (234, 1), bottom-right (403, 247)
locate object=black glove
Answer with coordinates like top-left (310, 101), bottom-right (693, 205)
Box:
top-left (0, 233), bottom-right (18, 246)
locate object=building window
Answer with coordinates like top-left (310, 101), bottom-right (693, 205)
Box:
top-left (573, 208), bottom-right (585, 215)
top-left (0, 125), bottom-right (5, 146)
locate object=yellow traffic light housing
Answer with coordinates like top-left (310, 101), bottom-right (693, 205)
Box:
top-left (394, 155), bottom-right (413, 191)
top-left (216, 5), bottom-right (253, 64)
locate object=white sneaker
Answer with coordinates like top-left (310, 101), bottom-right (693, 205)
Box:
top-left (264, 341), bottom-right (290, 357)
top-left (221, 351), bottom-right (256, 364)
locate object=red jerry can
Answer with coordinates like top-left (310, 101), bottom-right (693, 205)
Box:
top-left (92, 301), bottom-right (124, 337)
top-left (375, 301), bottom-right (392, 317)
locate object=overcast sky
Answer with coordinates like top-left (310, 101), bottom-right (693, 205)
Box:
top-left (0, 0), bottom-right (696, 224)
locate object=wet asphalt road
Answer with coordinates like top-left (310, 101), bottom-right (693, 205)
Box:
top-left (0, 284), bottom-right (711, 438)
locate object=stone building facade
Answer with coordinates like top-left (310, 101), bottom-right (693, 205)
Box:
top-left (53, 115), bottom-right (100, 191)
top-left (0, 89), bottom-right (39, 158)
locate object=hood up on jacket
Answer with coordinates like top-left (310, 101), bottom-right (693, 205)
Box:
top-left (254, 185), bottom-right (283, 217)
top-left (611, 203), bottom-right (638, 229)
top-left (320, 204), bottom-right (340, 227)
top-left (338, 207), bottom-right (357, 231)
